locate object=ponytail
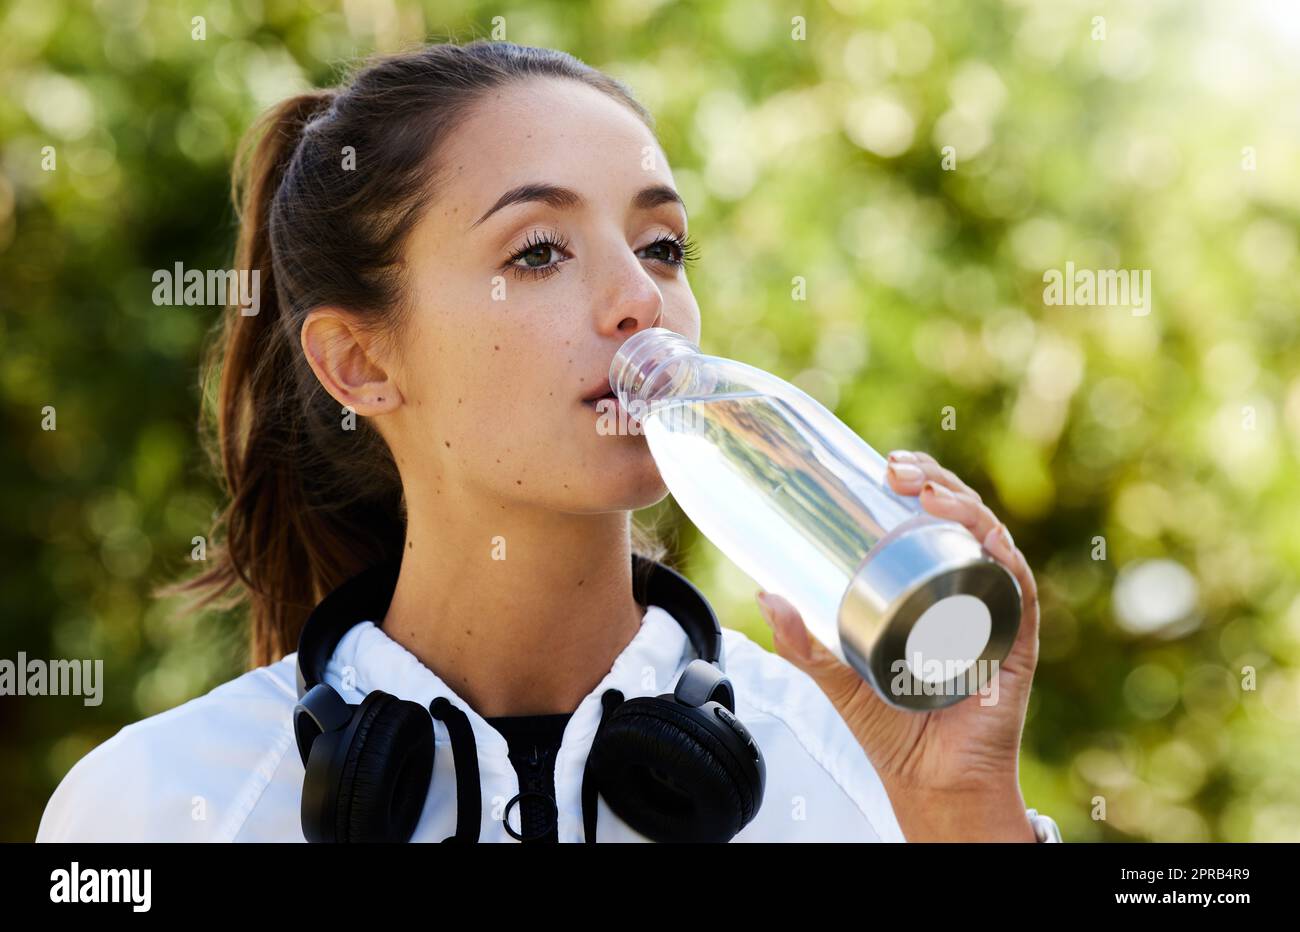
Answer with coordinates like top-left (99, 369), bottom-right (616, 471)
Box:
top-left (157, 91), bottom-right (404, 668)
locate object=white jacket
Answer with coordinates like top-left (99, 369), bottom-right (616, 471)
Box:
top-left (35, 601), bottom-right (906, 843)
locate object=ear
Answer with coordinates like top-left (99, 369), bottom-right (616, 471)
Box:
top-left (300, 308), bottom-right (404, 417)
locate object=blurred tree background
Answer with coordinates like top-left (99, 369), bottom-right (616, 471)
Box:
top-left (3, 0), bottom-right (1299, 842)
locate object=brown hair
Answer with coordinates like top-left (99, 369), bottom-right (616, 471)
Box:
top-left (158, 40), bottom-right (668, 669)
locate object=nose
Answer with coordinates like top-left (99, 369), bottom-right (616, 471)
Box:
top-left (598, 247), bottom-right (664, 336)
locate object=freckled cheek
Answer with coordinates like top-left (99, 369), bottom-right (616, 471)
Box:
top-left (415, 298), bottom-right (574, 409)
top-left (483, 332), bottom-right (573, 403)
top-left (437, 360), bottom-right (536, 438)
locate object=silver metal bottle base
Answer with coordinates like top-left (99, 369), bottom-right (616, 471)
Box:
top-left (837, 515), bottom-right (1022, 711)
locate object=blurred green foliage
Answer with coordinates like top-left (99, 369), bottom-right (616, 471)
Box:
top-left (3, 0), bottom-right (1299, 842)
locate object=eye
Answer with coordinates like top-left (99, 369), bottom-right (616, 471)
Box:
top-left (500, 229), bottom-right (701, 282)
top-left (639, 231), bottom-right (700, 270)
top-left (503, 230), bottom-right (572, 281)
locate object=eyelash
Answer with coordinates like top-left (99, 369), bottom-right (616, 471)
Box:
top-left (502, 229), bottom-right (700, 281)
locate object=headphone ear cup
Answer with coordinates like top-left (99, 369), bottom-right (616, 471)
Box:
top-left (334, 691), bottom-right (435, 843)
top-left (587, 696), bottom-right (762, 842)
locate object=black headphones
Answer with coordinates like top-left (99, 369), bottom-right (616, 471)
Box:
top-left (292, 553), bottom-right (766, 843)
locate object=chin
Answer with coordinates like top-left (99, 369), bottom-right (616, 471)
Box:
top-left (570, 443), bottom-right (669, 513)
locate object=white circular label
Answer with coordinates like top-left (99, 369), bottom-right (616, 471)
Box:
top-left (903, 595), bottom-right (993, 684)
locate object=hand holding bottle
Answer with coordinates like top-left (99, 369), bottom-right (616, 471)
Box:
top-left (756, 449), bottom-right (1041, 841)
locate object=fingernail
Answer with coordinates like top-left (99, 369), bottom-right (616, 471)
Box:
top-left (985, 522), bottom-right (1013, 556)
top-left (888, 450), bottom-right (919, 463)
top-left (924, 480), bottom-right (953, 499)
top-left (888, 462), bottom-right (924, 482)
top-left (756, 591), bottom-right (773, 622)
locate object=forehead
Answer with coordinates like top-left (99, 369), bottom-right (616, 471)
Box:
top-left (435, 76), bottom-right (672, 222)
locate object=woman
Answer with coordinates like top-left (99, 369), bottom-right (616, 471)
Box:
top-left (36, 40), bottom-right (1047, 843)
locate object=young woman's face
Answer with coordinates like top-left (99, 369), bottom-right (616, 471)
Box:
top-left (390, 76), bottom-right (700, 513)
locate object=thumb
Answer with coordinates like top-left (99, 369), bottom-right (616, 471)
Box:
top-left (756, 590), bottom-right (865, 702)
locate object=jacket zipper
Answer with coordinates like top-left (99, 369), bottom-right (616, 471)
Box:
top-left (517, 742), bottom-right (556, 842)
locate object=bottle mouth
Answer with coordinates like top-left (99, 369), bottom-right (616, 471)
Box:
top-left (608, 327), bottom-right (701, 407)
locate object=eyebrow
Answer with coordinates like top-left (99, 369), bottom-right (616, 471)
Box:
top-left (469, 182), bottom-right (687, 230)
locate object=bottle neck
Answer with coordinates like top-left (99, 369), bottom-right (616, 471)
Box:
top-left (609, 327), bottom-right (701, 407)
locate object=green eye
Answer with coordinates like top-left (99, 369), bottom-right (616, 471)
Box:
top-left (521, 245), bottom-right (555, 267)
top-left (504, 231), bottom-right (571, 280)
top-left (640, 232), bottom-right (700, 268)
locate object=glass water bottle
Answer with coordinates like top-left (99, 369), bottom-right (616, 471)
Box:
top-left (609, 327), bottom-right (1022, 711)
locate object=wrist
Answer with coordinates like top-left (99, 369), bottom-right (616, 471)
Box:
top-left (882, 779), bottom-right (1036, 842)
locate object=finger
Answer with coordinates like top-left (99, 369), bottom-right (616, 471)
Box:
top-left (886, 450), bottom-right (983, 503)
top-left (911, 450), bottom-right (985, 503)
top-left (916, 480), bottom-right (1002, 548)
top-left (884, 459), bottom-right (928, 493)
top-left (756, 590), bottom-right (866, 709)
top-left (981, 520), bottom-right (1033, 605)
top-left (979, 522), bottom-right (1040, 677)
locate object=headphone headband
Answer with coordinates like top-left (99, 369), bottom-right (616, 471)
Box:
top-left (295, 554), bottom-right (723, 700)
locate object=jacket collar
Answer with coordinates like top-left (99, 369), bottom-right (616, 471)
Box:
top-left (321, 602), bottom-right (692, 763)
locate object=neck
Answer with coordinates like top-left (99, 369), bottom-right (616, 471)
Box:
top-left (380, 488), bottom-right (647, 719)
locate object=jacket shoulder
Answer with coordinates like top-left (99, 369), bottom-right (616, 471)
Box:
top-left (720, 627), bottom-right (905, 842)
top-left (36, 655), bottom-right (300, 842)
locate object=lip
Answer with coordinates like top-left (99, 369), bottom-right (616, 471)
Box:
top-left (581, 366), bottom-right (618, 404)
top-left (582, 385), bottom-right (616, 402)
top-left (583, 389), bottom-right (620, 410)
